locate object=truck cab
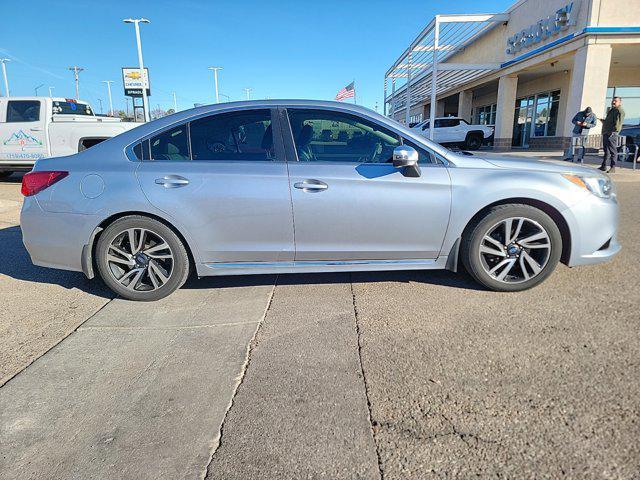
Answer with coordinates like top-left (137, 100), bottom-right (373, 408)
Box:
top-left (0, 97), bottom-right (137, 176)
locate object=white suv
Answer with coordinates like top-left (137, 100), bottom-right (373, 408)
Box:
top-left (411, 117), bottom-right (493, 150)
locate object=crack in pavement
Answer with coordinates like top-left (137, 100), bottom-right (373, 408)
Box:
top-left (350, 273), bottom-right (384, 480)
top-left (200, 276), bottom-right (278, 480)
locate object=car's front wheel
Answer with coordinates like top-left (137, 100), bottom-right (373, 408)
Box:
top-left (461, 204), bottom-right (562, 292)
top-left (464, 133), bottom-right (483, 150)
top-left (96, 215), bottom-right (190, 301)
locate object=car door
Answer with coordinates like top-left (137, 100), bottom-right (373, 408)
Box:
top-left (281, 107), bottom-right (451, 261)
top-left (135, 107), bottom-right (295, 264)
top-left (0, 100), bottom-right (48, 163)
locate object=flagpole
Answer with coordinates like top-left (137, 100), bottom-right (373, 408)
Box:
top-left (353, 80), bottom-right (357, 105)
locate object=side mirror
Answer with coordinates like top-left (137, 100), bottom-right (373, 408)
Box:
top-left (392, 145), bottom-right (421, 177)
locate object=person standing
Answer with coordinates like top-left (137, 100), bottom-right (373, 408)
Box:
top-left (599, 97), bottom-right (625, 173)
top-left (564, 106), bottom-right (597, 162)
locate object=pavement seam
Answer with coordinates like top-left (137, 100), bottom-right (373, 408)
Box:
top-left (350, 273), bottom-right (384, 480)
top-left (200, 276), bottom-right (278, 480)
top-left (0, 295), bottom-right (114, 388)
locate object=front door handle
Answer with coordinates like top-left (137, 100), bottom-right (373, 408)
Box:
top-left (155, 175), bottom-right (189, 188)
top-left (294, 179), bottom-right (328, 193)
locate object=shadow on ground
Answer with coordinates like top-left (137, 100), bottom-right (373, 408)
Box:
top-left (0, 225), bottom-right (112, 299)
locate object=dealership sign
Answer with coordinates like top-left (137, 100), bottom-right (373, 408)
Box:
top-left (506, 1), bottom-right (580, 55)
top-left (122, 67), bottom-right (151, 97)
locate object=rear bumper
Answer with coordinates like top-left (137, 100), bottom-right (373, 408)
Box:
top-left (20, 197), bottom-right (97, 272)
top-left (564, 194), bottom-right (620, 267)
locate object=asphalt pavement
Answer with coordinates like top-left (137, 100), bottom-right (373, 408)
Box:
top-left (1, 166), bottom-right (639, 479)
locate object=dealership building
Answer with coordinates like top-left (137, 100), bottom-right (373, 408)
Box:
top-left (384, 0), bottom-right (640, 150)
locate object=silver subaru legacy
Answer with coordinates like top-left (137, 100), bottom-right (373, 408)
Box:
top-left (20, 100), bottom-right (619, 301)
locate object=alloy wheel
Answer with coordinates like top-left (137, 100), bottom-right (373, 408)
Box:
top-left (105, 228), bottom-right (174, 292)
top-left (478, 217), bottom-right (551, 284)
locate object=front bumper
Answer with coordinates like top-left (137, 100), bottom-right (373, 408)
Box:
top-left (564, 193), bottom-right (620, 267)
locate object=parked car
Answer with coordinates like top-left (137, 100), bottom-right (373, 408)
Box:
top-left (20, 100), bottom-right (619, 301)
top-left (411, 117), bottom-right (494, 150)
top-left (0, 97), bottom-right (136, 177)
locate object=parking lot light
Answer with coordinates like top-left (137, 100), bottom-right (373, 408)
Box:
top-left (123, 18), bottom-right (151, 122)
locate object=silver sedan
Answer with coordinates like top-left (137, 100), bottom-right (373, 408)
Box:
top-left (20, 100), bottom-right (620, 301)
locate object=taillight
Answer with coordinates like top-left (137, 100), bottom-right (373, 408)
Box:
top-left (21, 171), bottom-right (69, 197)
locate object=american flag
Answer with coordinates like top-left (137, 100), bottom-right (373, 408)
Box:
top-left (335, 81), bottom-right (355, 101)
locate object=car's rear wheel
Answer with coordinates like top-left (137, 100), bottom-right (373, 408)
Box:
top-left (461, 204), bottom-right (562, 292)
top-left (96, 215), bottom-right (189, 301)
top-left (464, 133), bottom-right (483, 150)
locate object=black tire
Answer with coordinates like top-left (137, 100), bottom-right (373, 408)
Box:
top-left (464, 133), bottom-right (483, 150)
top-left (96, 215), bottom-right (189, 301)
top-left (461, 204), bottom-right (562, 292)
top-left (0, 171), bottom-right (13, 180)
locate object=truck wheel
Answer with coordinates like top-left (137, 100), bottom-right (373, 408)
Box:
top-left (0, 171), bottom-right (13, 180)
top-left (464, 133), bottom-right (483, 150)
top-left (461, 204), bottom-right (562, 292)
top-left (96, 215), bottom-right (190, 301)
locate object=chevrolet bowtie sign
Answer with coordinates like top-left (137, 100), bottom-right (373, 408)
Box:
top-left (506, 1), bottom-right (580, 55)
top-left (122, 67), bottom-right (151, 97)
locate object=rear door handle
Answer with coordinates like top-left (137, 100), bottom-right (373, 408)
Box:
top-left (155, 175), bottom-right (189, 188)
top-left (294, 179), bottom-right (328, 192)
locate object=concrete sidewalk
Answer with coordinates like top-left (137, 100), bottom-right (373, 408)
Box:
top-left (0, 280), bottom-right (275, 480)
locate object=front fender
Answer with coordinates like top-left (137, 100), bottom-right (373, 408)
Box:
top-left (440, 167), bottom-right (589, 258)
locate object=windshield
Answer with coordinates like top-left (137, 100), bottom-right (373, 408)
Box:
top-left (52, 100), bottom-right (94, 116)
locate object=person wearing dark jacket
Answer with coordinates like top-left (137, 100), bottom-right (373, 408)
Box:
top-left (599, 97), bottom-right (625, 173)
top-left (564, 107), bottom-right (597, 162)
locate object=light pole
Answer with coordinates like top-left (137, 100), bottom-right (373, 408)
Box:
top-left (123, 18), bottom-right (151, 122)
top-left (68, 66), bottom-right (84, 100)
top-left (102, 80), bottom-right (114, 116)
top-left (49, 86), bottom-right (55, 98)
top-left (34, 84), bottom-right (44, 96)
top-left (97, 98), bottom-right (103, 114)
top-left (0, 59), bottom-right (11, 97)
top-left (207, 66), bottom-right (222, 103)
top-left (172, 92), bottom-right (177, 112)
top-left (243, 87), bottom-right (252, 100)
top-left (218, 93), bottom-right (231, 102)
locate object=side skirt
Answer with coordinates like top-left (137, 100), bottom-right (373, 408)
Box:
top-left (197, 257), bottom-right (449, 277)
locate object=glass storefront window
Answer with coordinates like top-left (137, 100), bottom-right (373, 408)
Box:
top-left (605, 86), bottom-right (640, 125)
top-left (474, 104), bottom-right (496, 125)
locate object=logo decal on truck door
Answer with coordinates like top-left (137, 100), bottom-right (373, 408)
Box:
top-left (3, 130), bottom-right (43, 150)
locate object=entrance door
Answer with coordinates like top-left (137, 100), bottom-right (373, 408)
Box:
top-left (512, 96), bottom-right (534, 147)
top-left (134, 108), bottom-right (295, 264)
top-left (282, 107), bottom-right (451, 261)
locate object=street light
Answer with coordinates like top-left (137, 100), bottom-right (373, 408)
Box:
top-left (49, 86), bottom-right (55, 98)
top-left (172, 92), bottom-right (178, 112)
top-left (207, 66), bottom-right (222, 103)
top-left (123, 17), bottom-right (151, 122)
top-left (102, 80), bottom-right (114, 116)
top-left (0, 59), bottom-right (11, 97)
top-left (34, 84), bottom-right (44, 96)
top-left (243, 87), bottom-right (252, 100)
top-left (218, 93), bottom-right (231, 102)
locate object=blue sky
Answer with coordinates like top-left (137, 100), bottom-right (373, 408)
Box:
top-left (1, 0), bottom-right (514, 114)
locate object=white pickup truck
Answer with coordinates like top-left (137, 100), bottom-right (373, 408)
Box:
top-left (410, 117), bottom-right (493, 150)
top-left (0, 97), bottom-right (137, 177)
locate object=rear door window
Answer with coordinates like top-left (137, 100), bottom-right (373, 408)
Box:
top-left (6, 101), bottom-right (41, 122)
top-left (189, 109), bottom-right (274, 161)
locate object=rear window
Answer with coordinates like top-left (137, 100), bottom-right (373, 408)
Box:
top-left (52, 101), bottom-right (94, 116)
top-left (6, 101), bottom-right (40, 122)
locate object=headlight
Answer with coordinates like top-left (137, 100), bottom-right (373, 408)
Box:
top-left (562, 174), bottom-right (615, 199)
